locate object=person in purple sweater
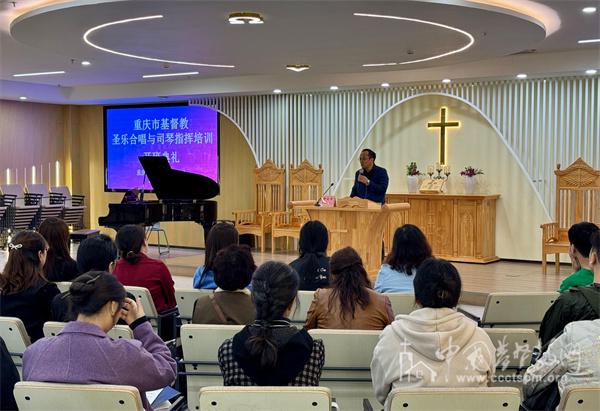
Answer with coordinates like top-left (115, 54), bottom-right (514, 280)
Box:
top-left (23, 271), bottom-right (177, 411)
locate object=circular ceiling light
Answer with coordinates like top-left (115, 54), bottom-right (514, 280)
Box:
top-left (228, 12), bottom-right (264, 25)
top-left (83, 15), bottom-right (235, 68)
top-left (586, 69), bottom-right (597, 75)
top-left (442, 78), bottom-right (452, 84)
top-left (381, 83), bottom-right (390, 87)
top-left (516, 73), bottom-right (528, 79)
top-left (273, 89), bottom-right (282, 93)
top-left (19, 96), bottom-right (28, 100)
top-left (81, 61), bottom-right (91, 66)
top-left (356, 13), bottom-right (475, 67)
top-left (330, 85), bottom-right (339, 90)
top-left (286, 64), bottom-right (310, 72)
top-left (582, 7), bottom-right (597, 14)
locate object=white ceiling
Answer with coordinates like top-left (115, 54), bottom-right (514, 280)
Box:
top-left (0, 0), bottom-right (598, 104)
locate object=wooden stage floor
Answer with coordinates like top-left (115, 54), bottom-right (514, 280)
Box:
top-left (163, 248), bottom-right (570, 305)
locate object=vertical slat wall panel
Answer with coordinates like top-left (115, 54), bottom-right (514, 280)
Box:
top-left (191, 76), bottom-right (599, 216)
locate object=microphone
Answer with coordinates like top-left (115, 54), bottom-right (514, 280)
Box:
top-left (315, 182), bottom-right (335, 206)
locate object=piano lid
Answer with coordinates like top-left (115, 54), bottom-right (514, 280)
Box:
top-left (139, 156), bottom-right (220, 200)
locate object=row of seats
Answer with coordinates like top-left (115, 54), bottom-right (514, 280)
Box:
top-left (174, 288), bottom-right (558, 330)
top-left (0, 184), bottom-right (85, 241)
top-left (53, 282), bottom-right (558, 329)
top-left (0, 316), bottom-right (538, 410)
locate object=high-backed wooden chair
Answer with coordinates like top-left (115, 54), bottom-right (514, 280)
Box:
top-left (541, 158), bottom-right (600, 274)
top-left (233, 160), bottom-right (285, 252)
top-left (271, 160), bottom-right (323, 252)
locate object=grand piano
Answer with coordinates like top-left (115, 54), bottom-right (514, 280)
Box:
top-left (99, 156), bottom-right (218, 240)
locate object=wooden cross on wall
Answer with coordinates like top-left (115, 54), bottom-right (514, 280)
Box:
top-left (427, 107), bottom-right (460, 165)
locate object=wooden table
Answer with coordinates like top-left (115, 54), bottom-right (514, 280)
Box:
top-left (386, 193), bottom-right (500, 263)
top-left (305, 203), bottom-right (409, 275)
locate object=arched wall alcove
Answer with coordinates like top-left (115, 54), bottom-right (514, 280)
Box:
top-left (336, 94), bottom-right (548, 261)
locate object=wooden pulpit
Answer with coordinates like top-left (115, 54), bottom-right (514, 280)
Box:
top-left (304, 197), bottom-right (409, 277)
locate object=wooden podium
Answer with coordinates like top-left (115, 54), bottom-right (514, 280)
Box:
top-left (304, 198), bottom-right (409, 276)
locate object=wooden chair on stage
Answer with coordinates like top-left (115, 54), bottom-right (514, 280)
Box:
top-left (271, 160), bottom-right (323, 252)
top-left (541, 158), bottom-right (600, 274)
top-left (233, 160), bottom-right (285, 252)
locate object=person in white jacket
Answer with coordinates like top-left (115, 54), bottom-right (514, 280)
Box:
top-left (370, 258), bottom-right (496, 409)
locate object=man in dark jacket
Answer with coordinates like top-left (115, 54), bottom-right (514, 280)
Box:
top-left (539, 230), bottom-right (600, 347)
top-left (350, 149), bottom-right (389, 204)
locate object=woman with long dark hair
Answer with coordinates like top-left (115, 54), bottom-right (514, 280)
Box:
top-left (112, 225), bottom-right (176, 313)
top-left (193, 222), bottom-right (239, 289)
top-left (375, 224), bottom-right (432, 293)
top-left (0, 231), bottom-right (59, 341)
top-left (218, 261), bottom-right (324, 386)
top-left (289, 220), bottom-right (330, 290)
top-left (38, 217), bottom-right (79, 281)
top-left (305, 247), bottom-right (393, 330)
top-left (23, 272), bottom-right (177, 411)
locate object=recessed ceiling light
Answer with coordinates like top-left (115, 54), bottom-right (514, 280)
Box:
top-left (228, 12), bottom-right (264, 24)
top-left (19, 96), bottom-right (27, 100)
top-left (442, 78), bottom-right (452, 84)
top-left (81, 61), bottom-right (91, 66)
top-left (273, 89), bottom-right (282, 94)
top-left (582, 7), bottom-right (597, 14)
top-left (578, 38), bottom-right (600, 44)
top-left (84, 15), bottom-right (235, 68)
top-left (586, 69), bottom-right (598, 75)
top-left (330, 86), bottom-right (339, 90)
top-left (381, 83), bottom-right (390, 87)
top-left (516, 73), bottom-right (528, 79)
top-left (356, 13), bottom-right (475, 66)
top-left (286, 64), bottom-right (310, 72)
top-left (142, 71), bottom-right (199, 78)
top-left (13, 70), bottom-right (66, 77)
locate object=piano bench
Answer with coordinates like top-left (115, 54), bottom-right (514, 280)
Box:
top-left (70, 229), bottom-right (100, 243)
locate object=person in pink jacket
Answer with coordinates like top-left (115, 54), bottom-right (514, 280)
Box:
top-left (23, 271), bottom-right (177, 411)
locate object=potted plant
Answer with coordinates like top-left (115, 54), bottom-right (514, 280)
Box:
top-left (460, 166), bottom-right (484, 194)
top-left (406, 162), bottom-right (421, 193)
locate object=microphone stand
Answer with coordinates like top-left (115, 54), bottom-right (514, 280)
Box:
top-left (315, 182), bottom-right (335, 206)
top-left (139, 173), bottom-right (146, 202)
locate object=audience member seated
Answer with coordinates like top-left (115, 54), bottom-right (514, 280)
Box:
top-left (218, 261), bottom-right (324, 386)
top-left (192, 244), bottom-right (256, 325)
top-left (558, 222), bottom-right (599, 293)
top-left (38, 217), bottom-right (79, 282)
top-left (0, 337), bottom-right (19, 411)
top-left (374, 224), bottom-right (432, 293)
top-left (0, 231), bottom-right (59, 342)
top-left (193, 222), bottom-right (239, 289)
top-left (22, 272), bottom-right (177, 411)
top-left (305, 247), bottom-right (393, 330)
top-left (370, 258), bottom-right (496, 408)
top-left (523, 318), bottom-right (600, 409)
top-left (539, 230), bottom-right (600, 347)
top-left (289, 220), bottom-right (330, 291)
top-left (51, 234), bottom-right (119, 321)
top-left (113, 225), bottom-right (176, 313)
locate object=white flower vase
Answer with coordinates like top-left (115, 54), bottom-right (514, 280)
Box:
top-left (463, 176), bottom-right (477, 194)
top-left (407, 175), bottom-right (419, 193)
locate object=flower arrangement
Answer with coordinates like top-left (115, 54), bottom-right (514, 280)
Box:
top-left (460, 166), bottom-right (484, 177)
top-left (406, 162), bottom-right (421, 176)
